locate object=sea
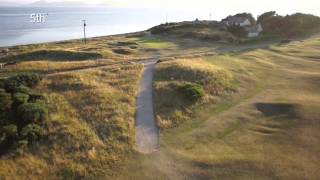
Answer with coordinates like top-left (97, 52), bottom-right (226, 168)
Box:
top-left (0, 6), bottom-right (213, 47)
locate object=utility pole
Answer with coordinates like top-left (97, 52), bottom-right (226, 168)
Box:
top-left (82, 20), bottom-right (87, 44)
top-left (209, 11), bottom-right (213, 20)
top-left (166, 13), bottom-right (168, 24)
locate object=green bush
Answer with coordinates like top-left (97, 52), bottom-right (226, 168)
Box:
top-left (12, 93), bottom-right (29, 108)
top-left (177, 83), bottom-right (205, 101)
top-left (0, 89), bottom-right (12, 111)
top-left (16, 102), bottom-right (48, 127)
top-left (15, 85), bottom-right (31, 94)
top-left (4, 73), bottom-right (42, 93)
top-left (0, 73), bottom-right (46, 154)
top-left (14, 140), bottom-right (28, 156)
top-left (20, 124), bottom-right (42, 143)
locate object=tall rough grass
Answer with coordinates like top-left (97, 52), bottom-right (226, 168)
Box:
top-left (0, 64), bottom-right (143, 179)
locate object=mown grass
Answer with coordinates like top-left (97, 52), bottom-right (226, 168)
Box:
top-left (0, 64), bottom-right (143, 179)
top-left (133, 37), bottom-right (177, 49)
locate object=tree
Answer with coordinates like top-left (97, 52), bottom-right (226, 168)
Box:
top-left (234, 13), bottom-right (256, 25)
top-left (257, 11), bottom-right (277, 24)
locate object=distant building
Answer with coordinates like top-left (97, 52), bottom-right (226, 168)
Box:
top-left (222, 16), bottom-right (263, 38)
top-left (246, 24), bottom-right (263, 37)
top-left (193, 18), bottom-right (202, 25)
top-left (222, 17), bottom-right (251, 27)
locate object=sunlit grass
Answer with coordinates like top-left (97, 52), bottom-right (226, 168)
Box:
top-left (120, 37), bottom-right (320, 180)
top-left (153, 58), bottom-right (234, 129)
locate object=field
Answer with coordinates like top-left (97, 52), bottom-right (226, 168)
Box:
top-left (0, 28), bottom-right (319, 179)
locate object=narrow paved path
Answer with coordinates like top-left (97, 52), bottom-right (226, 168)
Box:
top-left (135, 60), bottom-right (159, 154)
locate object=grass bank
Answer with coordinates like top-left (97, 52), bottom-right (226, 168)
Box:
top-left (0, 64), bottom-right (143, 179)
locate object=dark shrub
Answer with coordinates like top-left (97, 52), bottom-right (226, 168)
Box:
top-left (0, 89), bottom-right (12, 111)
top-left (178, 83), bottom-right (205, 101)
top-left (280, 39), bottom-right (291, 44)
top-left (0, 116), bottom-right (9, 126)
top-left (16, 102), bottom-right (48, 127)
top-left (112, 48), bottom-right (133, 55)
top-left (14, 140), bottom-right (28, 156)
top-left (227, 26), bottom-right (247, 38)
top-left (28, 93), bottom-right (46, 103)
top-left (0, 124), bottom-right (18, 148)
top-left (259, 12), bottom-right (320, 38)
top-left (0, 79), bottom-right (4, 89)
top-left (20, 124), bottom-right (42, 143)
top-left (12, 93), bottom-right (29, 108)
top-left (4, 73), bottom-right (42, 93)
top-left (1, 124), bottom-right (18, 140)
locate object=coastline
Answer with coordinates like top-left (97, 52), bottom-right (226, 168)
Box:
top-left (0, 30), bottom-right (147, 49)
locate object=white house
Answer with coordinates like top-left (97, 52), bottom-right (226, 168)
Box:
top-left (246, 24), bottom-right (263, 37)
top-left (222, 16), bottom-right (263, 38)
top-left (222, 17), bottom-right (251, 27)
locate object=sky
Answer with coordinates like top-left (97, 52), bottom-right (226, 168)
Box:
top-left (1, 0), bottom-right (319, 17)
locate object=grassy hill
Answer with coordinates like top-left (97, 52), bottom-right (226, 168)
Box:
top-left (149, 12), bottom-right (320, 43)
top-left (149, 21), bottom-right (237, 42)
top-left (153, 59), bottom-right (234, 129)
top-left (0, 19), bottom-right (319, 179)
top-left (120, 37), bottom-right (320, 180)
top-left (0, 64), bottom-right (143, 179)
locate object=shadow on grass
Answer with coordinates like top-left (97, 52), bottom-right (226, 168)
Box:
top-left (189, 159), bottom-right (281, 179)
top-left (255, 103), bottom-right (300, 117)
